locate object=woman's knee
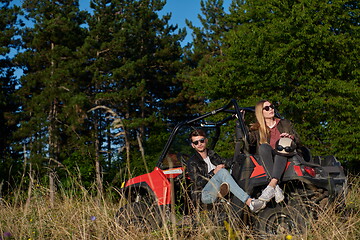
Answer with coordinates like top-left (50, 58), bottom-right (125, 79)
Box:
top-left (274, 154), bottom-right (287, 162)
top-left (259, 143), bottom-right (272, 155)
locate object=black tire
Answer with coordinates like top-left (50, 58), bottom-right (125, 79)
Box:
top-left (116, 202), bottom-right (162, 230)
top-left (255, 203), bottom-right (306, 236)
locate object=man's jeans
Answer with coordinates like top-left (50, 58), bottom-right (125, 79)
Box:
top-left (201, 168), bottom-right (250, 204)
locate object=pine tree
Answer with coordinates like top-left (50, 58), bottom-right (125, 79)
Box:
top-left (114, 0), bottom-right (186, 175)
top-left (0, 0), bottom-right (21, 193)
top-left (185, 0), bottom-right (229, 64)
top-left (82, 0), bottom-right (186, 178)
top-left (182, 0), bottom-right (231, 111)
top-left (14, 0), bottom-right (88, 191)
top-left (79, 0), bottom-right (129, 195)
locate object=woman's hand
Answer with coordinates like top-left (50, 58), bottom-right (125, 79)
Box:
top-left (280, 133), bottom-right (294, 139)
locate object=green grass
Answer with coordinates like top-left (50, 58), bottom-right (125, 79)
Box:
top-left (0, 175), bottom-right (359, 240)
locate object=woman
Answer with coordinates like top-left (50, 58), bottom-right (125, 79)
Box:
top-left (249, 100), bottom-right (300, 203)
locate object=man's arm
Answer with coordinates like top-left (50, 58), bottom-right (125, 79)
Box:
top-left (208, 150), bottom-right (234, 169)
top-left (187, 158), bottom-right (211, 188)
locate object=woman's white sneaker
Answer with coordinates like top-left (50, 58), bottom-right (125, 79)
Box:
top-left (275, 185), bottom-right (284, 203)
top-left (259, 185), bottom-right (275, 202)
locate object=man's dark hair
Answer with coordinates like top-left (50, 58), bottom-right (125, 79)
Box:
top-left (189, 129), bottom-right (206, 141)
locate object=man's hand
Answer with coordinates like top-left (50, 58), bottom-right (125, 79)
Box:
top-left (240, 109), bottom-right (245, 120)
top-left (214, 164), bottom-right (225, 174)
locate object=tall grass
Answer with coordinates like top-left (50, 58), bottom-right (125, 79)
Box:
top-left (0, 175), bottom-right (359, 240)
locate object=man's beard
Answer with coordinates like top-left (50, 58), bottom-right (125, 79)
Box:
top-left (197, 147), bottom-right (206, 153)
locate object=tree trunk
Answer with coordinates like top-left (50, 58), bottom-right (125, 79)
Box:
top-left (136, 131), bottom-right (147, 172)
top-left (49, 170), bottom-right (55, 208)
top-left (94, 99), bottom-right (103, 200)
top-left (48, 42), bottom-right (57, 208)
top-left (24, 164), bottom-right (34, 214)
top-left (125, 100), bottom-right (131, 177)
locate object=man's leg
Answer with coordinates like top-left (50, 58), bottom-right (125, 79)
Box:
top-left (201, 168), bottom-right (250, 204)
top-left (201, 176), bottom-right (221, 204)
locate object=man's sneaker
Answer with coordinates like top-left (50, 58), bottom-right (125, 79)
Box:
top-left (275, 185), bottom-right (284, 203)
top-left (218, 182), bottom-right (230, 198)
top-left (249, 199), bottom-right (266, 213)
top-left (259, 185), bottom-right (275, 202)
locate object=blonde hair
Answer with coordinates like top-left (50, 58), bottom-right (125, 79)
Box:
top-left (251, 100), bottom-right (270, 144)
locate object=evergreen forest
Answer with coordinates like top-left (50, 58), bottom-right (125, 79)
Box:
top-left (1, 0), bottom-right (359, 198)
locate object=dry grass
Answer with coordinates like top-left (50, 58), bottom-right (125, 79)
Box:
top-left (0, 175), bottom-right (359, 240)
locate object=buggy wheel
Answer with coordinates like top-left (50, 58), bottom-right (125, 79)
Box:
top-left (255, 203), bottom-right (306, 236)
top-left (116, 202), bottom-right (162, 230)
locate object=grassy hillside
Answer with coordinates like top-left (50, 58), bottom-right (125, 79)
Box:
top-left (0, 175), bottom-right (359, 240)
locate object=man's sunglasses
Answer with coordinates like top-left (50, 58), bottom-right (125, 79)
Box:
top-left (263, 104), bottom-right (275, 111)
top-left (192, 138), bottom-right (205, 145)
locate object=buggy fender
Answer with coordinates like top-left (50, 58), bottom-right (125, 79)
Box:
top-left (123, 167), bottom-right (171, 205)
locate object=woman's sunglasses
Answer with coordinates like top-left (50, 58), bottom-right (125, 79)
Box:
top-left (276, 145), bottom-right (293, 152)
top-left (263, 104), bottom-right (275, 111)
top-left (192, 138), bottom-right (205, 145)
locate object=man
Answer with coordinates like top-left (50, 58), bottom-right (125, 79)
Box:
top-left (187, 129), bottom-right (265, 212)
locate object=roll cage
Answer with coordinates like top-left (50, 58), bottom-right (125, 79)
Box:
top-left (156, 99), bottom-right (255, 169)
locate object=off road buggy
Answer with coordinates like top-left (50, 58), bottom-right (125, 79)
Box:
top-left (117, 100), bottom-right (347, 235)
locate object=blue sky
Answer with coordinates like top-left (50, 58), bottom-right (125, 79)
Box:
top-left (79, 0), bottom-right (231, 45)
top-left (160, 0), bottom-right (230, 44)
top-left (9, 0), bottom-right (230, 77)
top-left (12, 0), bottom-right (231, 45)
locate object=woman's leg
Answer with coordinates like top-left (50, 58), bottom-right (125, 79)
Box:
top-left (272, 154), bottom-right (288, 181)
top-left (260, 154), bottom-right (287, 202)
top-left (259, 144), bottom-right (274, 179)
top-left (201, 168), bottom-right (250, 204)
